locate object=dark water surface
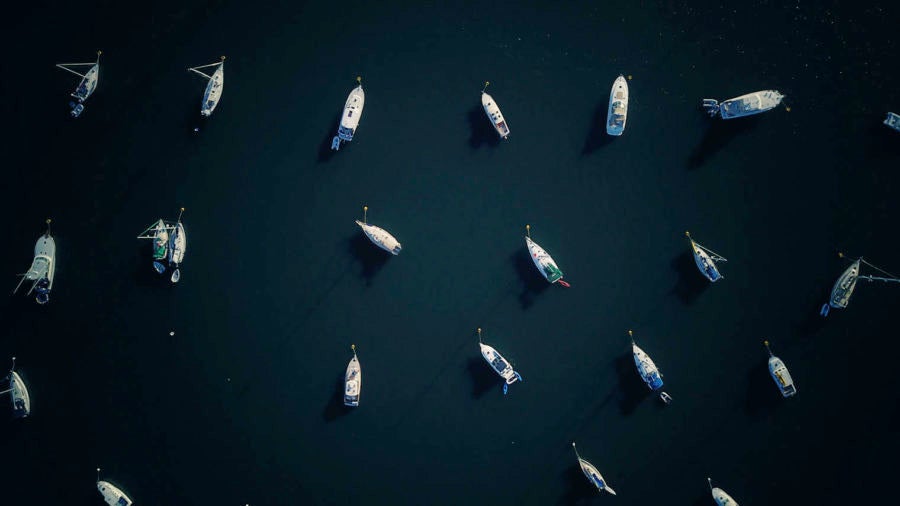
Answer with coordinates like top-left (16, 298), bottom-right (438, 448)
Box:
top-left (1, 1), bottom-right (898, 504)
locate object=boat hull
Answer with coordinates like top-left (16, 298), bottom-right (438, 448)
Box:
top-left (884, 112), bottom-right (900, 132)
top-left (632, 344), bottom-right (663, 390)
top-left (344, 356), bottom-right (361, 407)
top-left (479, 343), bottom-right (519, 384)
top-left (829, 259), bottom-right (860, 309)
top-left (356, 220), bottom-right (401, 255)
top-left (169, 223), bottom-right (187, 265)
top-left (717, 90), bottom-right (784, 119)
top-left (578, 458), bottom-right (616, 495)
top-left (72, 64), bottom-right (99, 102)
top-left (337, 85), bottom-right (365, 142)
top-left (97, 481), bottom-right (133, 506)
top-left (201, 64), bottom-right (224, 116)
top-left (525, 236), bottom-right (564, 283)
top-left (481, 92), bottom-right (510, 138)
top-left (690, 241), bottom-right (722, 282)
top-left (606, 75), bottom-right (628, 136)
top-left (712, 487), bottom-right (739, 506)
top-left (9, 371), bottom-right (30, 418)
top-left (768, 356), bottom-right (797, 397)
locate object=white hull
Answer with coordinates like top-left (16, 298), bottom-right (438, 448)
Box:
top-left (525, 236), bottom-right (564, 284)
top-left (356, 220), bottom-right (401, 255)
top-left (606, 75), bottom-right (628, 136)
top-left (689, 239), bottom-right (722, 282)
top-left (169, 222), bottom-right (187, 265)
top-left (9, 371), bottom-right (31, 418)
top-left (479, 343), bottom-right (519, 384)
top-left (481, 92), bottom-right (510, 138)
top-left (337, 85), bottom-right (365, 142)
top-left (632, 343), bottom-right (664, 390)
top-left (97, 480), bottom-right (133, 506)
top-left (712, 487), bottom-right (738, 506)
top-left (577, 458), bottom-right (616, 495)
top-left (72, 64), bottom-right (99, 102)
top-left (768, 356), bottom-right (797, 397)
top-left (16, 232), bottom-right (56, 304)
top-left (829, 259), bottom-right (860, 309)
top-left (344, 354), bottom-right (361, 407)
top-left (201, 63), bottom-right (224, 117)
top-left (706, 90), bottom-right (784, 119)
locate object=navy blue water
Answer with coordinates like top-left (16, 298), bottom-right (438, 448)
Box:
top-left (1, 1), bottom-right (898, 504)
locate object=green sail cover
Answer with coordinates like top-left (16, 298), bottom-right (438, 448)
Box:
top-left (543, 263), bottom-right (563, 283)
top-left (153, 241), bottom-right (167, 260)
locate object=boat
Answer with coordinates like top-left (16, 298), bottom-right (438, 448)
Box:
top-left (1, 357), bottom-right (31, 418)
top-left (331, 77), bottom-right (365, 150)
top-left (686, 231), bottom-right (727, 282)
top-left (355, 206), bottom-right (402, 255)
top-left (136, 219), bottom-right (171, 274)
top-left (13, 219), bottom-right (56, 305)
top-left (344, 344), bottom-right (361, 407)
top-left (763, 340), bottom-right (796, 398)
top-left (481, 82), bottom-right (510, 139)
top-left (606, 75), bottom-right (629, 136)
top-left (477, 328), bottom-right (522, 395)
top-left (702, 90), bottom-right (784, 119)
top-left (572, 442), bottom-right (617, 495)
top-left (820, 253), bottom-right (900, 316)
top-left (629, 330), bottom-right (671, 402)
top-left (884, 112), bottom-right (900, 132)
top-left (525, 225), bottom-right (570, 287)
top-left (56, 51), bottom-right (101, 117)
top-left (97, 469), bottom-right (133, 506)
top-left (707, 477), bottom-right (739, 506)
top-left (188, 56), bottom-right (226, 117)
top-left (168, 208), bottom-right (187, 283)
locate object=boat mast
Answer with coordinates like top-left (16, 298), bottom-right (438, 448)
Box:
top-left (188, 56), bottom-right (225, 79)
top-left (571, 441), bottom-right (582, 460)
top-left (482, 81), bottom-right (490, 93)
top-left (763, 340), bottom-right (774, 358)
top-left (176, 207), bottom-right (185, 224)
top-left (707, 477), bottom-right (714, 491)
top-left (859, 258), bottom-right (900, 284)
top-left (96, 467), bottom-right (101, 484)
top-left (55, 51), bottom-right (101, 77)
top-left (686, 231), bottom-right (727, 261)
top-left (477, 327), bottom-right (482, 343)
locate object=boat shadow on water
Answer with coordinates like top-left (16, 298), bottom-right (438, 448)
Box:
top-left (669, 251), bottom-right (710, 305)
top-left (466, 357), bottom-right (503, 398)
top-left (322, 376), bottom-right (353, 422)
top-left (510, 249), bottom-right (550, 309)
top-left (556, 463), bottom-right (597, 505)
top-left (613, 353), bottom-right (652, 416)
top-left (581, 103), bottom-right (616, 155)
top-left (316, 115), bottom-right (341, 163)
top-left (347, 233), bottom-right (391, 286)
top-left (466, 106), bottom-right (501, 149)
top-left (686, 116), bottom-right (759, 170)
top-left (744, 360), bottom-right (782, 419)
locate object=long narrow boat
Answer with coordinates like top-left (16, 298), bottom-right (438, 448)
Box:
top-left (572, 442), bottom-right (617, 495)
top-left (524, 225), bottom-right (570, 287)
top-left (702, 90), bottom-right (784, 119)
top-left (686, 231), bottom-right (727, 282)
top-left (629, 330), bottom-right (671, 402)
top-left (883, 112), bottom-right (900, 133)
top-left (168, 208), bottom-right (187, 284)
top-left (97, 469), bottom-right (133, 506)
top-left (2, 357), bottom-right (31, 418)
top-left (707, 477), bottom-right (739, 506)
top-left (763, 340), bottom-right (796, 398)
top-left (188, 56), bottom-right (226, 117)
top-left (56, 51), bottom-right (101, 117)
top-left (331, 77), bottom-right (365, 150)
top-left (137, 219), bottom-right (171, 274)
top-left (344, 344), bottom-right (361, 407)
top-left (481, 82), bottom-right (510, 139)
top-left (477, 328), bottom-right (522, 395)
top-left (606, 75), bottom-right (628, 136)
top-left (13, 219), bottom-right (55, 305)
top-left (355, 206), bottom-right (402, 255)
top-left (820, 253), bottom-right (900, 316)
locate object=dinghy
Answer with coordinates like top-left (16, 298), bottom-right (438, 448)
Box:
top-left (629, 330), bottom-right (671, 402)
top-left (344, 344), bottom-right (361, 407)
top-left (13, 219), bottom-right (55, 305)
top-left (572, 442), bottom-right (617, 495)
top-left (137, 219), bottom-right (171, 274)
top-left (188, 56), bottom-right (226, 117)
top-left (2, 357), bottom-right (31, 418)
top-left (606, 75), bottom-right (628, 136)
top-left (355, 206), bottom-right (402, 255)
top-left (477, 328), bottom-right (522, 395)
top-left (686, 231), bottom-right (727, 282)
top-left (525, 225), bottom-right (570, 287)
top-left (707, 477), bottom-right (739, 506)
top-left (702, 90), bottom-right (784, 119)
top-left (97, 469), bottom-right (133, 506)
top-left (331, 77), bottom-right (365, 150)
top-left (883, 112), bottom-right (900, 133)
top-left (168, 208), bottom-right (187, 284)
top-left (820, 253), bottom-right (900, 316)
top-left (763, 340), bottom-right (796, 398)
top-left (481, 82), bottom-right (510, 139)
top-left (56, 51), bottom-right (101, 117)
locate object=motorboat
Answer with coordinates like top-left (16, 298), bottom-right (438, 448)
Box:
top-left (97, 469), bottom-right (133, 506)
top-left (572, 442), bottom-right (617, 495)
top-left (707, 477), bottom-right (739, 506)
top-left (524, 225), bottom-right (570, 287)
top-left (606, 75), bottom-right (628, 136)
top-left (344, 344), bottom-right (361, 407)
top-left (629, 330), bottom-right (670, 401)
top-left (477, 328), bottom-right (522, 395)
top-left (168, 208), bottom-right (187, 283)
top-left (13, 219), bottom-right (56, 305)
top-left (188, 56), bottom-right (225, 117)
top-left (137, 219), bottom-right (171, 274)
top-left (686, 231), bottom-right (727, 282)
top-left (481, 82), bottom-right (510, 139)
top-left (56, 51), bottom-right (101, 117)
top-left (820, 253), bottom-right (899, 316)
top-left (763, 340), bottom-right (796, 398)
top-left (702, 90), bottom-right (784, 119)
top-left (884, 112), bottom-right (900, 132)
top-left (2, 357), bottom-right (31, 418)
top-left (355, 206), bottom-right (402, 255)
top-left (331, 77), bottom-right (365, 150)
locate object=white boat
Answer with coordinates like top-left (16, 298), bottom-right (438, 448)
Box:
top-left (525, 225), bottom-right (570, 287)
top-left (188, 56), bottom-right (226, 117)
top-left (572, 442), bottom-right (617, 495)
top-left (606, 75), bottom-right (628, 136)
top-left (481, 82), bottom-right (510, 139)
top-left (344, 344), bottom-right (361, 407)
top-left (686, 231), bottom-right (727, 282)
top-left (708, 477), bottom-right (739, 506)
top-left (477, 328), bottom-right (522, 395)
top-left (355, 206), bottom-right (401, 255)
top-left (884, 112), bottom-right (900, 132)
top-left (764, 340), bottom-right (796, 398)
top-left (13, 219), bottom-right (55, 305)
top-left (629, 330), bottom-right (669, 400)
top-left (137, 219), bottom-right (171, 274)
top-left (1, 357), bottom-right (31, 418)
top-left (97, 469), bottom-right (133, 506)
top-left (168, 208), bottom-right (187, 283)
top-left (702, 90), bottom-right (784, 119)
top-left (56, 51), bottom-right (101, 117)
top-left (331, 77), bottom-right (365, 150)
top-left (820, 253), bottom-right (900, 316)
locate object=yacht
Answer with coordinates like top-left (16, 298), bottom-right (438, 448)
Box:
top-left (686, 231), bottom-right (727, 282)
top-left (477, 328), bottom-right (522, 395)
top-left (56, 51), bottom-right (101, 117)
top-left (629, 330), bottom-right (670, 401)
top-left (606, 75), bottom-right (628, 136)
top-left (524, 225), bottom-right (570, 287)
top-left (707, 477), bottom-right (739, 506)
top-left (481, 82), bottom-right (510, 139)
top-left (13, 220), bottom-right (55, 305)
top-left (96, 469), bottom-right (133, 506)
top-left (572, 442), bottom-right (617, 495)
top-left (884, 112), bottom-right (900, 132)
top-left (355, 206), bottom-right (402, 255)
top-left (702, 90), bottom-right (784, 119)
top-left (821, 253), bottom-right (899, 316)
top-left (2, 357), bottom-right (31, 418)
top-left (344, 345), bottom-right (361, 407)
top-left (763, 340), bottom-right (796, 398)
top-left (331, 77), bottom-right (365, 150)
top-left (136, 219), bottom-right (171, 274)
top-left (168, 208), bottom-right (187, 283)
top-left (188, 56), bottom-right (225, 117)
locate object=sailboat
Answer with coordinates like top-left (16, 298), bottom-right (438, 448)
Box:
top-left (1, 357), bottom-right (31, 418)
top-left (707, 477), bottom-right (739, 506)
top-left (477, 328), bottom-right (522, 395)
top-left (702, 90), bottom-right (784, 119)
top-left (355, 206), bottom-right (402, 255)
top-left (606, 75), bottom-right (629, 136)
top-left (820, 253), bottom-right (900, 316)
top-left (481, 82), bottom-right (510, 139)
top-left (13, 219), bottom-right (56, 305)
top-left (686, 231), bottom-right (727, 282)
top-left (136, 219), bottom-right (171, 274)
top-left (331, 77), bottom-right (365, 150)
top-left (763, 340), bottom-right (796, 398)
top-left (188, 56), bottom-right (226, 117)
top-left (344, 344), bottom-right (361, 407)
top-left (629, 330), bottom-right (671, 402)
top-left (56, 51), bottom-right (101, 117)
top-left (524, 225), bottom-right (570, 287)
top-left (572, 442), bottom-right (617, 495)
top-left (168, 208), bottom-right (187, 283)
top-left (97, 468), bottom-right (133, 506)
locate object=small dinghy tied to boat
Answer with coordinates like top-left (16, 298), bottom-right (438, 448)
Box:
top-left (686, 231), bottom-right (727, 282)
top-left (13, 219), bottom-right (56, 305)
top-left (344, 344), bottom-right (361, 407)
top-left (702, 90), bottom-right (784, 120)
top-left (137, 218), bottom-right (172, 274)
top-left (332, 76), bottom-right (365, 151)
top-left (56, 51), bottom-right (101, 118)
top-left (820, 252), bottom-right (900, 317)
top-left (572, 442), bottom-right (617, 495)
top-left (188, 56), bottom-right (226, 119)
top-left (763, 340), bottom-right (796, 398)
top-left (481, 81), bottom-right (510, 139)
top-left (97, 468), bottom-right (134, 506)
top-left (355, 205), bottom-right (402, 255)
top-left (477, 328), bottom-right (522, 395)
top-left (1, 357), bottom-right (31, 418)
top-left (629, 330), bottom-right (671, 402)
top-left (525, 225), bottom-right (570, 287)
top-left (708, 477), bottom-right (740, 506)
